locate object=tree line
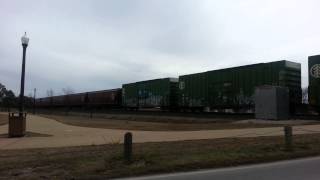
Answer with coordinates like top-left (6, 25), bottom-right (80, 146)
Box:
top-left (0, 83), bottom-right (34, 112)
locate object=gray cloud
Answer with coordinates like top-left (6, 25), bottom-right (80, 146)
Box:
top-left (1, 0), bottom-right (319, 97)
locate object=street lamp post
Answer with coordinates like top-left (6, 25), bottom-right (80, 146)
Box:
top-left (19, 32), bottom-right (29, 117)
top-left (8, 32), bottom-right (29, 138)
top-left (33, 88), bottom-right (36, 114)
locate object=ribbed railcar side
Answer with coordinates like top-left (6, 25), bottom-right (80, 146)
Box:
top-left (36, 97), bottom-right (51, 107)
top-left (169, 80), bottom-right (179, 110)
top-left (65, 93), bottom-right (86, 107)
top-left (87, 89), bottom-right (122, 107)
top-left (44, 97), bottom-right (52, 107)
top-left (122, 78), bottom-right (178, 109)
top-left (179, 72), bottom-right (207, 110)
top-left (51, 95), bottom-right (65, 107)
top-left (122, 83), bottom-right (139, 108)
top-left (35, 97), bottom-right (53, 108)
top-left (277, 61), bottom-right (301, 106)
top-left (35, 99), bottom-right (42, 107)
top-left (179, 60), bottom-right (301, 112)
top-left (35, 89), bottom-right (122, 109)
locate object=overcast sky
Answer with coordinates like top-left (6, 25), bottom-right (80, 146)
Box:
top-left (1, 0), bottom-right (319, 97)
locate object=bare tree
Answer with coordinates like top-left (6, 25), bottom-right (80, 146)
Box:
top-left (27, 93), bottom-right (33, 98)
top-left (46, 89), bottom-right (54, 97)
top-left (62, 87), bottom-right (75, 95)
top-left (302, 87), bottom-right (308, 104)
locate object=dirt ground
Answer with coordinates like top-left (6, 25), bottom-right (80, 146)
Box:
top-left (1, 115), bottom-right (320, 150)
top-left (0, 114), bottom-right (8, 126)
top-left (42, 114), bottom-right (319, 131)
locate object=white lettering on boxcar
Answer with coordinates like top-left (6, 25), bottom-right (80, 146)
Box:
top-left (311, 64), bottom-right (320, 78)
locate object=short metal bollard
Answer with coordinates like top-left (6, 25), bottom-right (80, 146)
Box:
top-left (8, 113), bottom-right (26, 138)
top-left (124, 132), bottom-right (133, 163)
top-left (284, 126), bottom-right (293, 151)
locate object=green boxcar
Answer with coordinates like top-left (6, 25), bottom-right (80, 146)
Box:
top-left (308, 55), bottom-right (320, 111)
top-left (122, 78), bottom-right (179, 109)
top-left (179, 60), bottom-right (301, 111)
top-left (179, 72), bottom-right (208, 109)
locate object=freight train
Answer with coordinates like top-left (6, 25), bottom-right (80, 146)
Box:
top-left (36, 89), bottom-right (122, 109)
top-left (36, 58), bottom-right (320, 114)
top-left (179, 60), bottom-right (301, 112)
top-left (122, 78), bottom-right (179, 110)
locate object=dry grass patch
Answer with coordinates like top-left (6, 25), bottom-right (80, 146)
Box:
top-left (1, 134), bottom-right (320, 179)
top-left (43, 114), bottom-right (284, 131)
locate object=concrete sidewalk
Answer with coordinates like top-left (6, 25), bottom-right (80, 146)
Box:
top-left (0, 115), bottom-right (319, 149)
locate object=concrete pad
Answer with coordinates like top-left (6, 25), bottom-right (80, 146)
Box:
top-left (0, 115), bottom-right (320, 150)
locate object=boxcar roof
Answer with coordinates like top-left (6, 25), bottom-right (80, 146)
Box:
top-left (179, 60), bottom-right (300, 77)
top-left (122, 77), bottom-right (178, 85)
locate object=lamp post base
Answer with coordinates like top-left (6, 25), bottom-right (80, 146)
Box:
top-left (8, 113), bottom-right (26, 138)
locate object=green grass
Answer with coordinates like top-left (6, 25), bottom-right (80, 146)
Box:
top-left (1, 134), bottom-right (320, 179)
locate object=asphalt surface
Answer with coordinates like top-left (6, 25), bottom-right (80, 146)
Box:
top-left (123, 156), bottom-right (320, 180)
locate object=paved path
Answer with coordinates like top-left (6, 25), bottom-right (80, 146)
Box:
top-left (122, 157), bottom-right (320, 180)
top-left (0, 115), bottom-right (320, 149)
